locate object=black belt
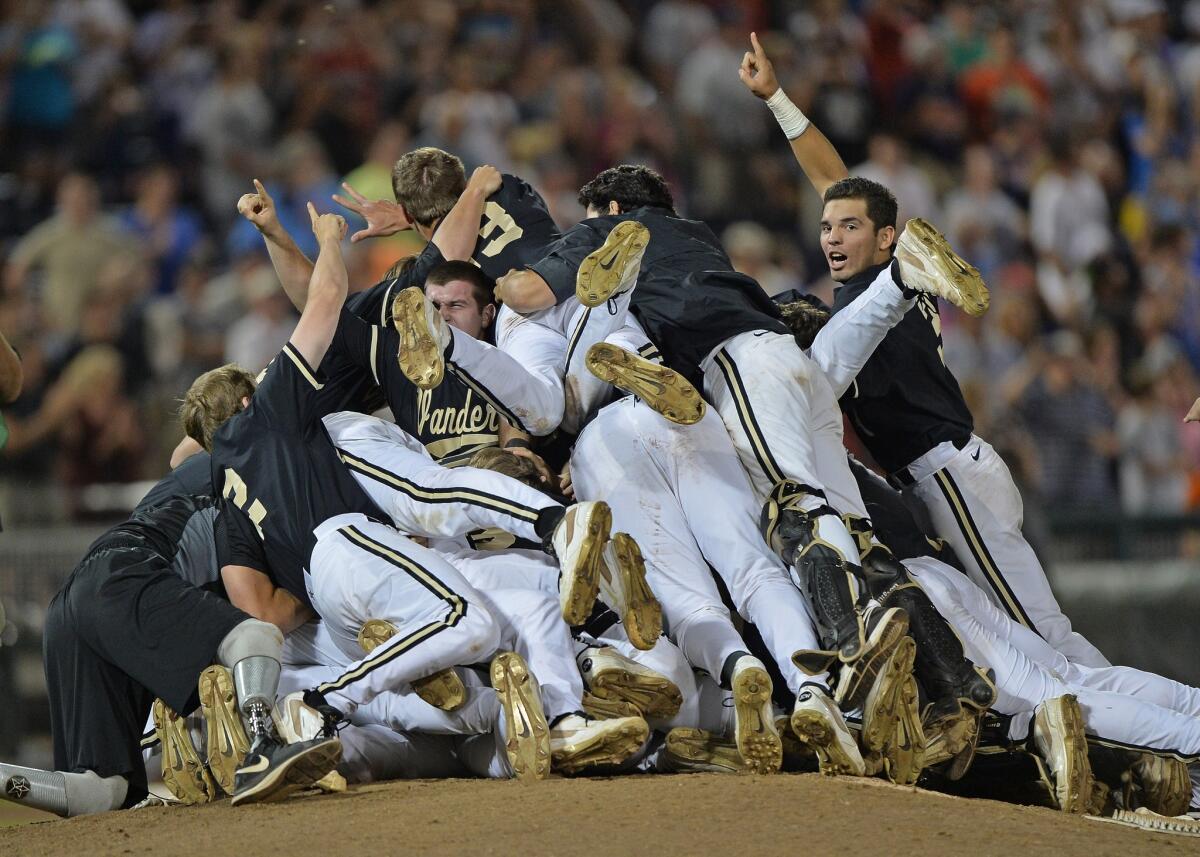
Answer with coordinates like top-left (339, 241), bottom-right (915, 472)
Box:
top-left (886, 436), bottom-right (970, 490)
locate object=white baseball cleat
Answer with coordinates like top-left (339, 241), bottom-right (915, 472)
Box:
top-left (575, 220), bottom-right (649, 307)
top-left (790, 685), bottom-right (866, 777)
top-left (549, 713), bottom-right (649, 774)
top-left (490, 651), bottom-right (551, 782)
top-left (1032, 694), bottom-right (1093, 814)
top-left (894, 218), bottom-right (989, 316)
top-left (597, 533), bottom-right (662, 651)
top-left (730, 655), bottom-right (783, 774)
top-left (550, 501), bottom-right (610, 625)
top-left (391, 286), bottom-right (451, 389)
top-left (577, 645), bottom-right (682, 719)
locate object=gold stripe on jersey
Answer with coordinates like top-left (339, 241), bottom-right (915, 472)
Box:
top-left (283, 343), bottom-right (324, 390)
top-left (336, 448), bottom-right (542, 523)
top-left (424, 434), bottom-right (498, 465)
top-left (317, 525), bottom-right (466, 694)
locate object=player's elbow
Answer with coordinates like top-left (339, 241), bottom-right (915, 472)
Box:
top-left (498, 273), bottom-right (554, 314)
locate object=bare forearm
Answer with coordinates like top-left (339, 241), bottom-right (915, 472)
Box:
top-left (495, 270), bottom-right (555, 313)
top-left (433, 185), bottom-right (489, 261)
top-left (262, 226), bottom-right (315, 310)
top-left (787, 123), bottom-right (849, 198)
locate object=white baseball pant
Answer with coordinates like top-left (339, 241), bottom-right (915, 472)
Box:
top-left (901, 435), bottom-right (1109, 667)
top-left (323, 411), bottom-right (557, 544)
top-left (571, 396), bottom-right (824, 698)
top-left (904, 555), bottom-right (1200, 789)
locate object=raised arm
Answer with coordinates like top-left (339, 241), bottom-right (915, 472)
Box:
top-left (236, 179), bottom-right (314, 310)
top-left (494, 269), bottom-right (556, 313)
top-left (431, 165), bottom-right (503, 261)
top-left (289, 204), bottom-right (349, 369)
top-left (739, 32), bottom-right (849, 198)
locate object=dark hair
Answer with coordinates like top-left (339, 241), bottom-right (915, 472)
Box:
top-left (578, 165), bottom-right (676, 215)
top-left (425, 260), bottom-right (495, 311)
top-left (822, 177), bottom-right (898, 233)
top-left (391, 147), bottom-right (467, 226)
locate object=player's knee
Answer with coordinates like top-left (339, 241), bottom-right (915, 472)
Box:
top-left (216, 618), bottom-right (284, 668)
top-left (461, 600), bottom-right (502, 661)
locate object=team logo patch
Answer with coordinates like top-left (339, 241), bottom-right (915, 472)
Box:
top-left (5, 775), bottom-right (31, 800)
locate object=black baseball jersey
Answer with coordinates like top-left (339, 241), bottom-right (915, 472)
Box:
top-left (135, 451), bottom-right (215, 511)
top-left (332, 310), bottom-right (501, 465)
top-left (528, 207), bottom-right (788, 384)
top-left (94, 492), bottom-right (222, 589)
top-left (345, 173), bottom-right (559, 326)
top-left (210, 341), bottom-right (387, 606)
top-left (833, 261), bottom-right (974, 475)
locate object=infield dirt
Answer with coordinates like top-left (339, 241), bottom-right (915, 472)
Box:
top-left (4, 773), bottom-right (1200, 856)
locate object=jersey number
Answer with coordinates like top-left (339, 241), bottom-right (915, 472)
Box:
top-left (478, 202), bottom-right (523, 258)
top-left (916, 295), bottom-right (947, 367)
top-left (223, 467), bottom-right (268, 539)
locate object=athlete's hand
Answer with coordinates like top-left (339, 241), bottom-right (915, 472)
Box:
top-left (332, 181), bottom-right (412, 243)
top-left (308, 202), bottom-right (347, 244)
top-left (236, 179), bottom-right (281, 236)
top-left (739, 31), bottom-right (779, 100)
top-left (504, 446), bottom-right (554, 486)
top-left (467, 165), bottom-right (503, 197)
top-left (1186, 397), bottom-right (1200, 422)
top-left (558, 461), bottom-right (574, 499)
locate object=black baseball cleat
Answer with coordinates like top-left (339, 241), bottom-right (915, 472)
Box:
top-left (229, 734), bottom-right (342, 807)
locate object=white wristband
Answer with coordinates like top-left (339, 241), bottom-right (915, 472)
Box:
top-left (765, 88), bottom-right (810, 140)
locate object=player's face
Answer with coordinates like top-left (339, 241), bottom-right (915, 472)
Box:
top-left (819, 198), bottom-right (893, 282)
top-left (427, 279), bottom-right (489, 339)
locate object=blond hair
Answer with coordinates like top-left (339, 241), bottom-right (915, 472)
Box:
top-left (180, 364), bottom-right (257, 451)
top-left (391, 147), bottom-right (467, 226)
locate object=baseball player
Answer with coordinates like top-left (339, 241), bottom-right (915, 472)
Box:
top-left (744, 31), bottom-right (1106, 669)
top-left (0, 457), bottom-right (340, 816)
top-left (181, 206), bottom-right (607, 739)
top-left (851, 457), bottom-right (1200, 813)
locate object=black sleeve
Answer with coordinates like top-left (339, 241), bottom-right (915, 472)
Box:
top-left (329, 308), bottom-right (381, 379)
top-left (527, 224), bottom-right (604, 304)
top-left (215, 500), bottom-right (269, 573)
top-left (135, 452), bottom-right (215, 512)
top-left (246, 341), bottom-right (329, 436)
top-left (345, 243), bottom-right (446, 326)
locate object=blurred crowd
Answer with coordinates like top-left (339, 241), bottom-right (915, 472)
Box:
top-left (1, 0), bottom-right (1199, 525)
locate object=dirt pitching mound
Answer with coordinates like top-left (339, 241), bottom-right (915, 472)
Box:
top-left (4, 773), bottom-right (1199, 857)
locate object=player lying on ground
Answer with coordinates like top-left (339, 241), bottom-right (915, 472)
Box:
top-left (0, 457), bottom-right (340, 815)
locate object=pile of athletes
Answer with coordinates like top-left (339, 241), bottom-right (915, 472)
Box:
top-left (4, 35), bottom-right (1199, 824)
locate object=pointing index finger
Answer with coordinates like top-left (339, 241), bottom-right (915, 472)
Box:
top-left (751, 31), bottom-right (766, 60)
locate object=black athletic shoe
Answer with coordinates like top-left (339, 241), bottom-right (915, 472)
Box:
top-left (229, 734), bottom-right (342, 807)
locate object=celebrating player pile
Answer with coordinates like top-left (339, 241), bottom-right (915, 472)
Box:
top-left (5, 32), bottom-right (1200, 829)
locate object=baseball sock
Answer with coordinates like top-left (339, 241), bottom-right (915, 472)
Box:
top-left (0, 765), bottom-right (127, 817)
top-left (720, 651), bottom-right (753, 689)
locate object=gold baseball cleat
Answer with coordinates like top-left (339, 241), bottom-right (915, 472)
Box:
top-left (598, 533), bottom-right (662, 651)
top-left (391, 286), bottom-right (450, 389)
top-left (895, 218), bottom-right (990, 317)
top-left (576, 221), bottom-right (649, 307)
top-left (585, 342), bottom-right (706, 426)
top-left (197, 665), bottom-right (251, 796)
top-left (860, 634), bottom-right (916, 755)
top-left (730, 657), bottom-right (783, 774)
top-left (578, 645), bottom-right (683, 720)
top-left (153, 698), bottom-right (219, 805)
top-left (550, 713), bottom-right (649, 775)
top-left (490, 652), bottom-right (551, 781)
top-left (1032, 694), bottom-right (1094, 814)
top-left (582, 691), bottom-right (641, 721)
top-left (358, 619), bottom-right (466, 710)
top-left (661, 728), bottom-right (750, 774)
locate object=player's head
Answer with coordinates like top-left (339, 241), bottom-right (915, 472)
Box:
top-left (578, 165), bottom-right (676, 217)
top-left (778, 297), bottom-right (832, 350)
top-left (820, 177), bottom-right (898, 282)
top-left (391, 147), bottom-right (467, 237)
top-left (181, 364), bottom-right (258, 451)
top-left (424, 261), bottom-right (496, 340)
